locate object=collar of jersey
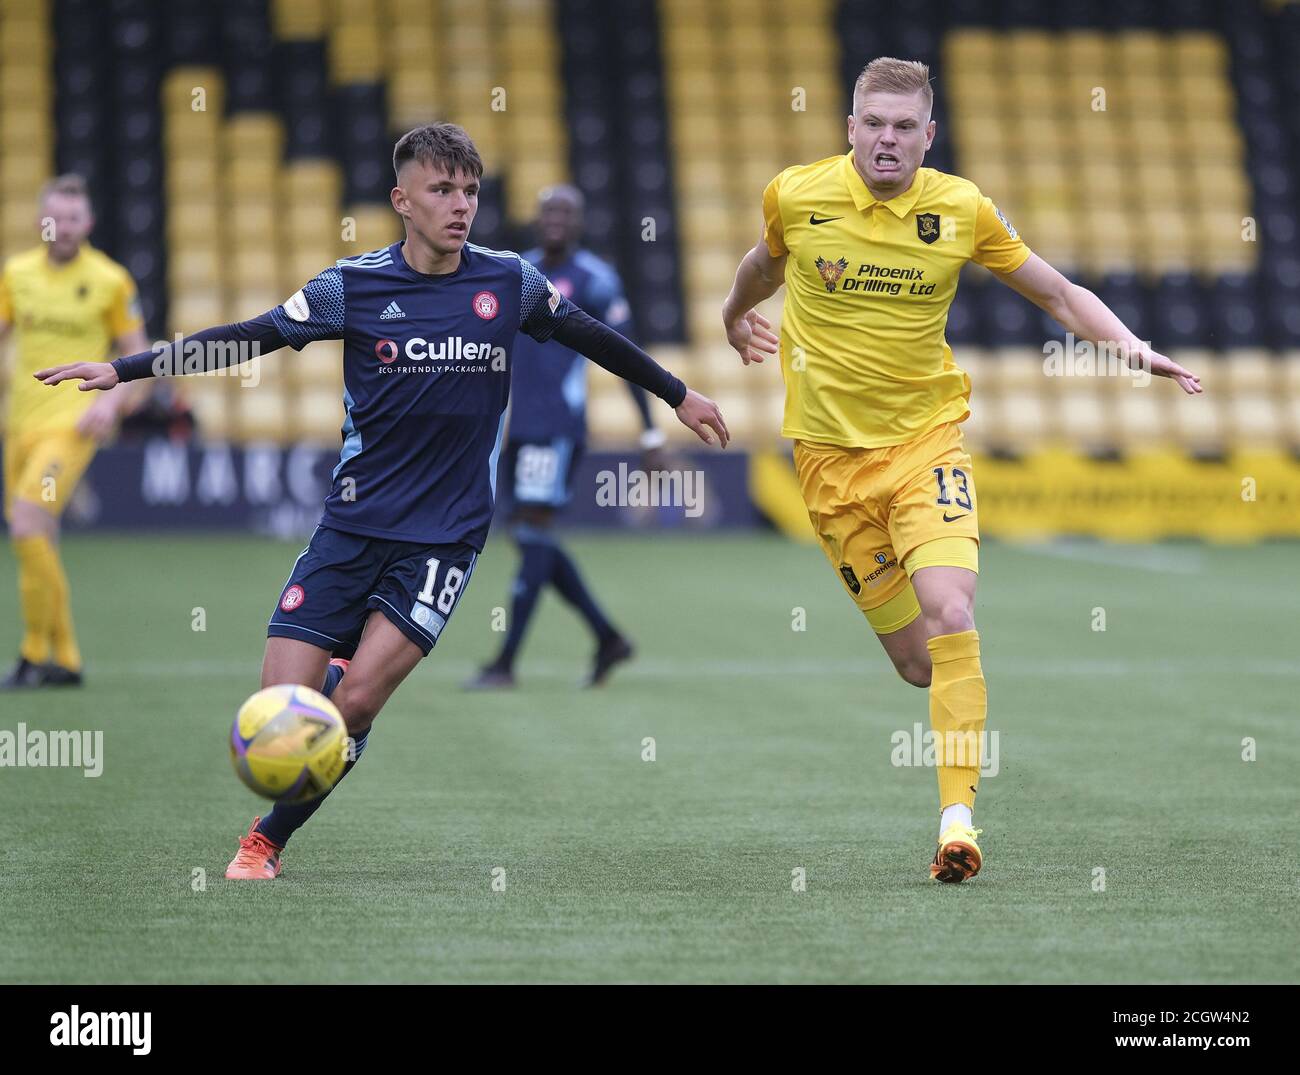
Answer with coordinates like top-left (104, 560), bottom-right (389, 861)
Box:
top-left (841, 153), bottom-right (925, 219)
top-left (394, 240), bottom-right (467, 282)
top-left (42, 244), bottom-right (90, 274)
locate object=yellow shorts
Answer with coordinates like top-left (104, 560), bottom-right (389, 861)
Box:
top-left (3, 426), bottom-right (98, 520)
top-left (794, 421), bottom-right (979, 634)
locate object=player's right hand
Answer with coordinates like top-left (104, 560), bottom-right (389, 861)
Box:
top-left (33, 361), bottom-right (120, 391)
top-left (675, 389), bottom-right (730, 448)
top-left (724, 309), bottom-right (779, 366)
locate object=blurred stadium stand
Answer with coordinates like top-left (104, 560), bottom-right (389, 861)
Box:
top-left (1, 0), bottom-right (1299, 475)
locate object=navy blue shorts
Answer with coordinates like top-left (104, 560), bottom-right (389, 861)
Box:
top-left (501, 436), bottom-right (584, 509)
top-left (268, 526), bottom-right (478, 658)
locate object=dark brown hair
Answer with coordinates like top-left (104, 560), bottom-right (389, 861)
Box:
top-left (393, 123), bottom-right (484, 181)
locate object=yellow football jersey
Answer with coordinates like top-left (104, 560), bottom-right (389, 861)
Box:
top-left (0, 244), bottom-right (142, 435)
top-left (763, 153), bottom-right (1031, 448)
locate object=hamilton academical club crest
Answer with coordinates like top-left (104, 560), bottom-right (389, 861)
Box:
top-left (814, 255), bottom-right (849, 293)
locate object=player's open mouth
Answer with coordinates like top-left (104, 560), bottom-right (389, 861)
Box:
top-left (874, 153), bottom-right (901, 172)
top-left (447, 223), bottom-right (467, 236)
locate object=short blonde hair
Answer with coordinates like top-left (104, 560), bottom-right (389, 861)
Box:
top-left (853, 57), bottom-right (933, 115)
top-left (39, 173), bottom-right (92, 211)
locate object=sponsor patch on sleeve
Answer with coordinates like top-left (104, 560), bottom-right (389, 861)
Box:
top-left (993, 206), bottom-right (1018, 240)
top-left (283, 288), bottom-right (311, 322)
top-left (546, 279), bottom-right (562, 314)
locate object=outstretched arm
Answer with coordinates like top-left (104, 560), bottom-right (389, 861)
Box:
top-left (550, 306), bottom-right (729, 448)
top-left (994, 253), bottom-right (1202, 395)
top-left (721, 235), bottom-right (784, 366)
top-left (33, 313), bottom-right (290, 391)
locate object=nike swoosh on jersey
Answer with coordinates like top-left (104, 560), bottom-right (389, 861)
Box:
top-left (809, 213), bottom-right (843, 225)
top-left (942, 513), bottom-right (969, 522)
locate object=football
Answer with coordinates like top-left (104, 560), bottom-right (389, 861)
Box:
top-left (229, 684), bottom-right (349, 803)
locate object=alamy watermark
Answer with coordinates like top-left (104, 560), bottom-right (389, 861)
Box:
top-left (149, 336), bottom-right (263, 387)
top-left (890, 723), bottom-right (999, 777)
top-left (595, 463), bottom-right (704, 518)
top-left (1, 723), bottom-right (103, 777)
top-left (1042, 333), bottom-right (1152, 387)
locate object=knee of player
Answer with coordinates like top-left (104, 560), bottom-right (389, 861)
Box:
top-left (925, 599), bottom-right (975, 638)
top-left (331, 679), bottom-right (382, 733)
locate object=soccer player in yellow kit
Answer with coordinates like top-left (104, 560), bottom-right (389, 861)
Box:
top-left (722, 58), bottom-right (1202, 882)
top-left (0, 175), bottom-right (147, 688)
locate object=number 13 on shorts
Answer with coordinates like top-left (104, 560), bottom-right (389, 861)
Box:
top-left (933, 466), bottom-right (973, 513)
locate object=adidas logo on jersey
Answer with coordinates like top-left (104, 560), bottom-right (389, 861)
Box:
top-left (379, 301), bottom-right (406, 320)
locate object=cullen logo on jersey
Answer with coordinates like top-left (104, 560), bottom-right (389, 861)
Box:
top-left (374, 336), bottom-right (507, 364)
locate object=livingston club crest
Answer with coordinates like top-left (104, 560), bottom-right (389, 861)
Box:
top-left (815, 255), bottom-right (849, 293)
top-left (916, 212), bottom-right (940, 244)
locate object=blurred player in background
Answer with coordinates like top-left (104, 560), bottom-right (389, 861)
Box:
top-left (36, 124), bottom-right (727, 879)
top-left (0, 174), bottom-right (146, 689)
top-left (722, 58), bottom-right (1201, 883)
top-left (465, 185), bottom-right (664, 690)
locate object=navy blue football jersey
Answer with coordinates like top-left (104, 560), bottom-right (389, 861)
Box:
top-left (268, 241), bottom-right (571, 549)
top-left (507, 248), bottom-right (632, 442)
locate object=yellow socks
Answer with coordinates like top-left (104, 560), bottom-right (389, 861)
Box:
top-left (926, 629), bottom-right (986, 811)
top-left (14, 535), bottom-right (79, 670)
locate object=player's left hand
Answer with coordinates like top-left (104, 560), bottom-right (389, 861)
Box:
top-left (74, 393), bottom-right (122, 440)
top-left (724, 309), bottom-right (779, 366)
top-left (1144, 350), bottom-right (1202, 395)
top-left (34, 360), bottom-right (120, 391)
top-left (675, 389), bottom-right (730, 448)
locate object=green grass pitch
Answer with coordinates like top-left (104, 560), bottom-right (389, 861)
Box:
top-left (0, 532), bottom-right (1295, 983)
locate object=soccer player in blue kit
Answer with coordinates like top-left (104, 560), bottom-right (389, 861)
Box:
top-left (466, 184), bottom-right (664, 690)
top-left (34, 124), bottom-right (728, 879)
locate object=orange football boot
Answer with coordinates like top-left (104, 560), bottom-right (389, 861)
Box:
top-left (225, 817), bottom-right (283, 879)
top-left (928, 824), bottom-right (983, 884)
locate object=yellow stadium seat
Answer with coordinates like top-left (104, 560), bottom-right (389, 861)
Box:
top-left (291, 339), bottom-right (345, 388)
top-left (1170, 389), bottom-right (1225, 452)
top-left (226, 250), bottom-right (280, 292)
top-left (233, 384), bottom-right (293, 443)
top-left (226, 201), bottom-right (279, 244)
top-left (167, 201), bottom-right (221, 244)
top-left (944, 28), bottom-right (1002, 71)
top-left (1223, 350), bottom-right (1276, 393)
top-left (169, 248), bottom-right (222, 291)
top-left (1004, 29), bottom-right (1060, 73)
top-left (1171, 32), bottom-right (1228, 75)
top-left (229, 288), bottom-right (282, 321)
top-left (182, 378), bottom-right (231, 440)
top-left (283, 161), bottom-right (342, 203)
top-left (990, 348), bottom-right (1047, 391)
top-left (340, 205), bottom-right (400, 252)
top-left (166, 157), bottom-right (220, 199)
top-left (169, 292), bottom-right (224, 335)
top-left (992, 390), bottom-right (1050, 451)
top-left (1056, 382), bottom-right (1112, 451)
top-left (1111, 385), bottom-right (1169, 448)
top-left (1226, 394), bottom-right (1282, 448)
top-left (271, 0), bottom-right (327, 39)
